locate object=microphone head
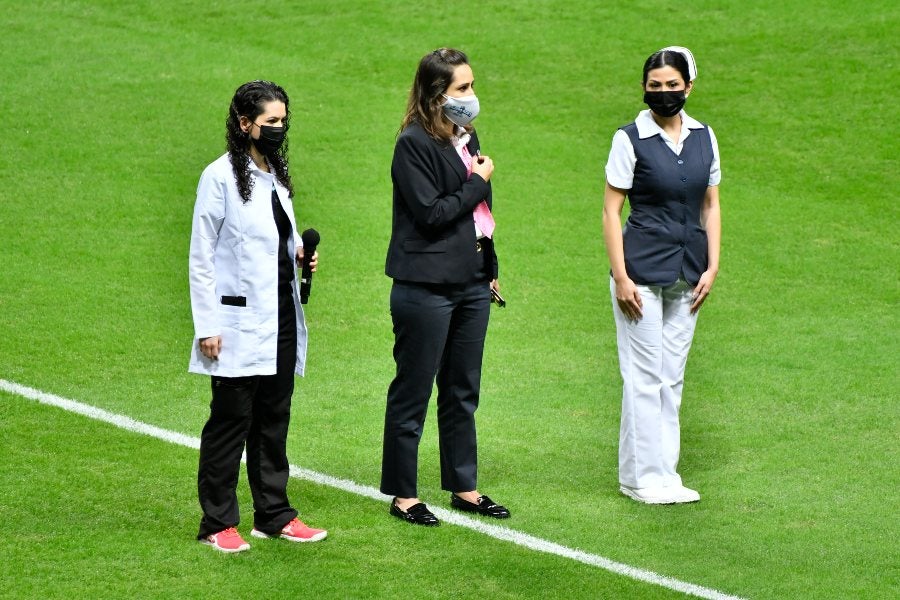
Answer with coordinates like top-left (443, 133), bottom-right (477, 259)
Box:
top-left (301, 228), bottom-right (320, 249)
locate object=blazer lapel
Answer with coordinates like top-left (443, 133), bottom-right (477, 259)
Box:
top-left (439, 143), bottom-right (468, 184)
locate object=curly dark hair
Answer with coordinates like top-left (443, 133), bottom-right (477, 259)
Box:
top-left (400, 48), bottom-right (470, 141)
top-left (226, 80), bottom-right (294, 202)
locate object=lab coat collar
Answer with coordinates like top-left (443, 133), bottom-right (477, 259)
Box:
top-left (245, 155), bottom-right (275, 179)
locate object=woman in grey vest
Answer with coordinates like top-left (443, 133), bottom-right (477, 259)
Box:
top-left (602, 47), bottom-right (721, 504)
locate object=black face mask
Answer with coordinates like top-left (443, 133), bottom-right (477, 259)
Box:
top-left (251, 125), bottom-right (286, 155)
top-left (643, 90), bottom-right (686, 117)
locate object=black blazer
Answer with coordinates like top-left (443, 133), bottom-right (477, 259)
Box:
top-left (385, 122), bottom-right (498, 284)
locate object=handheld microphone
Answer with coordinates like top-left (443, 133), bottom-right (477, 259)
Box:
top-left (299, 228), bottom-right (320, 304)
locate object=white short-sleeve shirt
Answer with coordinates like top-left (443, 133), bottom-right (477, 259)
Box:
top-left (605, 109), bottom-right (721, 190)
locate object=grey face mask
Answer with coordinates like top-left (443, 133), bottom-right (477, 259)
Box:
top-left (441, 94), bottom-right (480, 126)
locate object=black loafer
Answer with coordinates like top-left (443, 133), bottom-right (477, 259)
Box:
top-left (390, 499), bottom-right (440, 526)
top-left (450, 493), bottom-right (511, 519)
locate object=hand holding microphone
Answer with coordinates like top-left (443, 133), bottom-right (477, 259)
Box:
top-left (299, 228), bottom-right (320, 304)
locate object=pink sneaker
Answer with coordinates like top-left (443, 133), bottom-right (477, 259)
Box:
top-left (251, 517), bottom-right (327, 543)
top-left (200, 527), bottom-right (250, 553)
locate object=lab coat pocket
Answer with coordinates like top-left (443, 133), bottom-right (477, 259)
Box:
top-left (216, 304), bottom-right (257, 369)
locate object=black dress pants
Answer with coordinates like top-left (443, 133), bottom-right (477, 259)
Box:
top-left (381, 279), bottom-right (491, 498)
top-left (197, 287), bottom-right (298, 538)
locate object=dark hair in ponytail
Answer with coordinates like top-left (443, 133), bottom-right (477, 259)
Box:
top-left (642, 50), bottom-right (691, 85)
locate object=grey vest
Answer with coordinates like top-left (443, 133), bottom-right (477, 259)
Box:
top-left (621, 122), bottom-right (713, 287)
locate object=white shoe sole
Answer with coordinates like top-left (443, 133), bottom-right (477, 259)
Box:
top-left (199, 538), bottom-right (250, 553)
top-left (620, 486), bottom-right (676, 504)
top-left (251, 528), bottom-right (328, 543)
top-left (620, 486), bottom-right (700, 505)
top-left (672, 487), bottom-right (701, 503)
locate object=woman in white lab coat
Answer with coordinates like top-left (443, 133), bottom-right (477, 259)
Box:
top-left (188, 80), bottom-right (326, 553)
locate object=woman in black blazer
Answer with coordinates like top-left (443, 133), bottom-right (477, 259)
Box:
top-left (381, 48), bottom-right (510, 526)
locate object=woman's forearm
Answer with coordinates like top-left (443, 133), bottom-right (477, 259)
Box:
top-left (603, 184), bottom-right (629, 281)
top-left (702, 186), bottom-right (721, 273)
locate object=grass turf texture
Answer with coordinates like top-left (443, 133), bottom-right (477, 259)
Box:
top-left (1, 0), bottom-right (897, 598)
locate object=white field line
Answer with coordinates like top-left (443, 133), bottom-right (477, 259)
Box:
top-left (2, 379), bottom-right (745, 600)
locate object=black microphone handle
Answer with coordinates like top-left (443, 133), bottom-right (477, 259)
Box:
top-left (299, 243), bottom-right (316, 304)
top-left (299, 229), bottom-right (320, 304)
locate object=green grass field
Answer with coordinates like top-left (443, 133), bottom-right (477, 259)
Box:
top-left (1, 1), bottom-right (897, 598)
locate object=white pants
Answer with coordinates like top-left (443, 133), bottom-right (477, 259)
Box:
top-left (610, 277), bottom-right (698, 489)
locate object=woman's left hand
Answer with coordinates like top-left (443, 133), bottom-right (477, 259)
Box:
top-left (296, 248), bottom-right (319, 272)
top-left (690, 269), bottom-right (717, 313)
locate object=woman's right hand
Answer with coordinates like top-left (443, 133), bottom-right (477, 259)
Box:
top-left (614, 277), bottom-right (643, 320)
top-left (471, 154), bottom-right (494, 182)
top-left (199, 335), bottom-right (222, 360)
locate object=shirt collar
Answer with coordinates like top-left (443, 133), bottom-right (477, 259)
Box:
top-left (634, 108), bottom-right (703, 140)
top-left (245, 155), bottom-right (275, 179)
top-left (451, 126), bottom-right (471, 149)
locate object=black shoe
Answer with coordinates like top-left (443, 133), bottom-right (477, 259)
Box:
top-left (390, 499), bottom-right (440, 526)
top-left (450, 493), bottom-right (511, 519)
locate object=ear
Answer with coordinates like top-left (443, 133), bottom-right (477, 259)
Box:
top-left (239, 115), bottom-right (252, 134)
top-left (684, 81), bottom-right (694, 97)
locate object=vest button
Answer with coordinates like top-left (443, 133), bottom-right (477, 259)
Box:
top-left (677, 159), bottom-right (684, 165)
top-left (681, 177), bottom-right (687, 182)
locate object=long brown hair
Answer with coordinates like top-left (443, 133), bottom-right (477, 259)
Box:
top-left (400, 48), bottom-right (470, 141)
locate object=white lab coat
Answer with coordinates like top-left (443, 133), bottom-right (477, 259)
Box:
top-left (188, 153), bottom-right (308, 377)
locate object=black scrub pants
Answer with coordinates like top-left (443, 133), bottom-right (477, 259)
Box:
top-left (197, 285), bottom-right (298, 539)
top-left (381, 279), bottom-right (491, 498)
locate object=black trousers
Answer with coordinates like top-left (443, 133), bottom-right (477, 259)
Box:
top-left (381, 279), bottom-right (491, 498)
top-left (197, 287), bottom-right (298, 538)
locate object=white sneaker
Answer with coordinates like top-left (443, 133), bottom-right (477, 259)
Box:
top-left (620, 485), bottom-right (676, 504)
top-left (619, 485), bottom-right (701, 504)
top-left (670, 485), bottom-right (701, 503)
